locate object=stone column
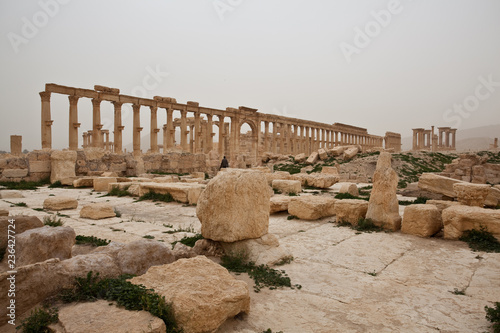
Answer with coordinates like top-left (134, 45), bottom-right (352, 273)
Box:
top-left (189, 125), bottom-right (194, 153)
top-left (451, 129), bottom-right (456, 150)
top-left (132, 104), bottom-right (142, 155)
top-left (150, 106), bottom-right (159, 153)
top-left (218, 115), bottom-right (225, 156)
top-left (445, 130), bottom-right (450, 148)
top-left (279, 124), bottom-right (285, 154)
top-left (305, 127), bottom-right (311, 155)
top-left (230, 117), bottom-right (238, 161)
top-left (194, 112), bottom-right (201, 153)
top-left (40, 91), bottom-right (52, 149)
top-left (166, 108), bottom-right (174, 149)
top-left (103, 130), bottom-right (110, 151)
top-left (162, 124), bottom-right (168, 152)
top-left (272, 122), bottom-right (277, 154)
top-left (180, 110), bottom-right (188, 151)
top-left (10, 135), bottom-right (22, 156)
top-left (113, 102), bottom-right (124, 153)
top-left (206, 114), bottom-right (213, 153)
top-left (91, 98), bottom-right (103, 148)
top-left (68, 95), bottom-right (80, 150)
top-left (264, 121), bottom-right (269, 152)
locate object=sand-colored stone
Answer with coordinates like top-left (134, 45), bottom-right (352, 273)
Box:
top-left (2, 169), bottom-right (28, 178)
top-left (329, 146), bottom-right (345, 156)
top-left (453, 183), bottom-right (491, 207)
top-left (0, 209), bottom-right (7, 217)
top-left (294, 153), bottom-right (307, 163)
top-left (130, 256), bottom-right (250, 333)
top-left (51, 300), bottom-right (166, 333)
top-left (221, 233), bottom-right (292, 266)
top-left (442, 205), bottom-right (500, 240)
top-left (401, 204), bottom-right (442, 237)
top-left (265, 171), bottom-right (293, 185)
top-left (288, 196), bottom-right (336, 220)
top-left (272, 179), bottom-right (301, 195)
top-left (93, 177), bottom-right (118, 192)
top-left (418, 173), bottom-right (465, 198)
top-left (366, 152), bottom-right (401, 231)
top-left (270, 195), bottom-right (293, 214)
top-left (485, 186), bottom-right (500, 207)
top-left (0, 216), bottom-right (43, 250)
top-left (322, 165), bottom-right (340, 175)
top-left (73, 177), bottom-right (95, 188)
top-left (0, 190), bottom-right (24, 199)
top-left (197, 170), bottom-right (270, 242)
top-left (334, 199), bottom-right (368, 225)
top-left (306, 152), bottom-right (319, 165)
top-left (343, 146), bottom-right (359, 160)
top-left (12, 226), bottom-right (76, 267)
top-left (140, 182), bottom-right (205, 204)
top-left (318, 148), bottom-right (328, 160)
top-left (426, 199), bottom-right (462, 213)
top-left (80, 203), bottom-right (116, 219)
top-left (116, 239), bottom-right (175, 275)
top-left (101, 171), bottom-right (118, 177)
top-left (153, 175), bottom-right (179, 183)
top-left (43, 197), bottom-right (78, 211)
top-left (50, 150), bottom-right (77, 183)
top-left (192, 239), bottom-right (224, 257)
top-left (339, 182), bottom-right (359, 196)
top-left (292, 173), bottom-right (339, 189)
top-left (172, 242), bottom-right (197, 260)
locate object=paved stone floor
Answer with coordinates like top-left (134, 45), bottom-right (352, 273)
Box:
top-left (1, 187), bottom-right (499, 333)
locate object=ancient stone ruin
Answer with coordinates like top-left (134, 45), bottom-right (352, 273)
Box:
top-left (412, 126), bottom-right (457, 151)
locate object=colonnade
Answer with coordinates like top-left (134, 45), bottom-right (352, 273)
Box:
top-left (40, 84), bottom-right (393, 160)
top-left (412, 126), bottom-right (457, 151)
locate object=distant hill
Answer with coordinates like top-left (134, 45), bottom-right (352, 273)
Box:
top-left (401, 124), bottom-right (500, 152)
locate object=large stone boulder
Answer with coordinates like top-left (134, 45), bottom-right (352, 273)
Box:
top-left (306, 152), bottom-right (319, 165)
top-left (93, 177), bottom-right (118, 192)
top-left (80, 203), bottom-right (116, 220)
top-left (0, 190), bottom-right (24, 199)
top-left (221, 233), bottom-right (291, 266)
top-left (0, 216), bottom-right (43, 250)
top-left (294, 153), bottom-right (307, 163)
top-left (442, 206), bottom-right (500, 240)
top-left (288, 196), bottom-right (336, 220)
top-left (272, 179), bottom-right (301, 195)
top-left (130, 256), bottom-right (250, 333)
top-left (51, 300), bottom-right (166, 333)
top-left (43, 197), bottom-right (78, 211)
top-left (366, 152), bottom-right (402, 231)
top-left (343, 146), bottom-right (359, 160)
top-left (401, 204), bottom-right (442, 237)
top-left (116, 239), bottom-right (175, 275)
top-left (50, 150), bottom-right (77, 184)
top-left (197, 170), bottom-right (270, 242)
top-left (329, 146), bottom-right (345, 156)
top-left (334, 199), bottom-right (368, 225)
top-left (13, 226), bottom-right (76, 267)
top-left (140, 183), bottom-right (205, 204)
top-left (339, 182), bottom-right (359, 196)
top-left (418, 173), bottom-right (465, 198)
top-left (322, 165), bottom-right (340, 175)
top-left (318, 148), bottom-right (328, 160)
top-left (270, 195), bottom-right (293, 214)
top-left (265, 171), bottom-right (293, 185)
top-left (292, 173), bottom-right (339, 189)
top-left (453, 183), bottom-right (491, 207)
top-left (73, 177), bottom-right (95, 188)
top-left (485, 186), bottom-right (500, 207)
top-left (426, 200), bottom-right (462, 213)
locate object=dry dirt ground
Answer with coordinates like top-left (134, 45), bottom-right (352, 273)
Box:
top-left (1, 186), bottom-right (499, 333)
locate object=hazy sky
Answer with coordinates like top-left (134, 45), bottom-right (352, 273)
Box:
top-left (1, 0), bottom-right (499, 151)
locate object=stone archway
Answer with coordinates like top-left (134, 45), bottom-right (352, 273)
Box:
top-left (238, 119), bottom-right (258, 167)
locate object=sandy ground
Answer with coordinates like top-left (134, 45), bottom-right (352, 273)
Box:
top-left (1, 186), bottom-right (499, 333)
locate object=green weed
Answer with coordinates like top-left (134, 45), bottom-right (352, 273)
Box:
top-left (43, 215), bottom-right (63, 227)
top-left (485, 302), bottom-right (500, 333)
top-left (459, 227), bottom-right (500, 253)
top-left (16, 306), bottom-right (58, 333)
top-left (75, 235), bottom-right (110, 247)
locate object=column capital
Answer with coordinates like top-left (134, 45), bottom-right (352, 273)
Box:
top-left (39, 91), bottom-right (51, 102)
top-left (68, 95), bottom-right (79, 105)
top-left (91, 98), bottom-right (101, 107)
top-left (112, 101), bottom-right (123, 108)
top-left (132, 104), bottom-right (141, 112)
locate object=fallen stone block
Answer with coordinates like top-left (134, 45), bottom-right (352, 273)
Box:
top-left (288, 196), bottom-right (336, 220)
top-left (0, 216), bottom-right (43, 249)
top-left (0, 190), bottom-right (24, 199)
top-left (43, 197), bottom-right (78, 211)
top-left (140, 182), bottom-right (205, 204)
top-left (72, 177), bottom-right (95, 188)
top-left (343, 147), bottom-right (359, 161)
top-left (292, 173), bottom-right (339, 189)
top-left (80, 203), bottom-right (116, 220)
top-left (401, 204), bottom-right (442, 237)
top-left (318, 148), bottom-right (328, 160)
top-left (294, 153), bottom-right (307, 163)
top-left (2, 168), bottom-right (28, 178)
top-left (272, 179), bottom-right (301, 195)
top-left (93, 177), bottom-right (118, 192)
top-left (335, 199), bottom-right (368, 225)
top-left (339, 182), bottom-right (359, 196)
top-left (270, 195), bottom-right (293, 214)
top-left (453, 183), bottom-right (491, 207)
top-left (50, 150), bottom-right (77, 184)
top-left (426, 200), bottom-right (462, 213)
top-left (442, 205), bottom-right (500, 240)
top-left (322, 166), bottom-right (339, 175)
top-left (306, 152), bottom-right (319, 165)
top-left (265, 171), bottom-right (293, 186)
top-left (418, 173), bottom-right (465, 198)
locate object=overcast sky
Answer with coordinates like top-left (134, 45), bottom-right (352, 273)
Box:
top-left (1, 0), bottom-right (499, 151)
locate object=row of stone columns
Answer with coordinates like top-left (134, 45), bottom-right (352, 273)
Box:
top-left (412, 127), bottom-right (457, 151)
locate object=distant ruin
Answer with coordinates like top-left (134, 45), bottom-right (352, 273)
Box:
top-left (412, 126), bottom-right (457, 152)
top-left (40, 83), bottom-right (402, 162)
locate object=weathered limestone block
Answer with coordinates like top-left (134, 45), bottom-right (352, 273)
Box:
top-left (306, 152), bottom-right (319, 165)
top-left (152, 175), bottom-right (179, 183)
top-left (486, 187), bottom-right (500, 207)
top-left (130, 256), bottom-right (250, 333)
top-left (140, 183), bottom-right (205, 204)
top-left (192, 239), bottom-right (224, 257)
top-left (292, 173), bottom-right (339, 189)
top-left (93, 177), bottom-right (118, 192)
top-left (401, 204), bottom-right (442, 237)
top-left (13, 226), bottom-right (76, 267)
top-left (50, 150), bottom-right (77, 184)
top-left (29, 160), bottom-right (51, 173)
top-left (116, 239), bottom-right (175, 275)
top-left (80, 203), bottom-right (116, 219)
top-left (197, 170), bottom-right (269, 242)
top-left (265, 171), bottom-right (293, 185)
top-left (339, 182), bottom-right (359, 196)
top-left (426, 200), bottom-right (462, 213)
top-left (453, 183), bottom-right (491, 207)
top-left (318, 148), bottom-right (328, 160)
top-left (0, 190), bottom-right (24, 199)
top-left (43, 197), bottom-right (78, 211)
top-left (270, 195), bottom-right (293, 214)
top-left (73, 177), bottom-right (95, 188)
top-left (250, 166), bottom-right (271, 173)
top-left (0, 209), bottom-right (8, 217)
top-left (322, 165), bottom-right (340, 175)
top-left (329, 146), bottom-right (345, 156)
top-left (221, 233), bottom-right (292, 266)
top-left (272, 179), bottom-right (301, 194)
top-left (0, 216), bottom-right (43, 250)
top-left (418, 173), bottom-right (465, 198)
top-left (294, 153), bottom-right (307, 163)
top-left (51, 300), bottom-right (166, 333)
top-left (172, 242), bottom-right (197, 260)
top-left (366, 152), bottom-right (402, 231)
top-left (288, 196), bottom-right (336, 220)
top-left (343, 147), bottom-right (359, 161)
top-left (334, 199), bottom-right (368, 225)
top-left (442, 206), bottom-right (500, 240)
top-left (2, 168), bottom-right (28, 178)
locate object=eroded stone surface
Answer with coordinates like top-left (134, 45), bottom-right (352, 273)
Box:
top-left (442, 205), bottom-right (500, 240)
top-left (43, 197), bottom-right (78, 211)
top-left (80, 203), bottom-right (116, 219)
top-left (288, 196), bottom-right (336, 220)
top-left (335, 199), bottom-right (368, 225)
top-left (401, 204), bottom-right (442, 237)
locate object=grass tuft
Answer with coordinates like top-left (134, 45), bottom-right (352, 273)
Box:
top-left (138, 191), bottom-right (174, 203)
top-left (459, 227), bottom-right (500, 253)
top-left (16, 306), bottom-right (58, 333)
top-left (171, 233), bottom-right (203, 248)
top-left (75, 235), bottom-right (110, 247)
top-left (107, 185), bottom-right (132, 197)
top-left (485, 302), bottom-right (500, 333)
top-left (43, 215), bottom-right (64, 227)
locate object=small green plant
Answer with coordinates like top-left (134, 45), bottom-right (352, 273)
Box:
top-left (163, 226), bottom-right (195, 234)
top-left (48, 181), bottom-right (64, 188)
top-left (367, 271), bottom-right (377, 276)
top-left (221, 251), bottom-right (301, 293)
top-left (0, 178), bottom-right (50, 190)
top-left (288, 192), bottom-right (298, 196)
top-left (75, 235), bottom-right (110, 247)
top-left (138, 191), bottom-right (175, 203)
top-left (398, 196), bottom-right (429, 206)
top-left (450, 288), bottom-right (466, 295)
top-left (275, 256), bottom-right (294, 266)
top-left (16, 306), bottom-right (58, 333)
top-left (56, 212), bottom-right (70, 218)
top-left (261, 329), bottom-right (284, 333)
top-left (485, 302), bottom-right (500, 333)
top-left (143, 235), bottom-right (155, 239)
top-left (171, 233), bottom-right (203, 248)
top-left (459, 227), bottom-right (500, 253)
top-left (107, 185), bottom-right (132, 197)
top-left (114, 208), bottom-right (122, 217)
top-left (273, 188), bottom-right (282, 195)
top-left (337, 218), bottom-right (384, 233)
top-left (163, 223), bottom-right (173, 228)
top-left (334, 193), bottom-right (369, 201)
top-left (13, 201), bottom-right (28, 207)
top-left (43, 215), bottom-right (64, 227)
top-left (287, 215), bottom-right (298, 220)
